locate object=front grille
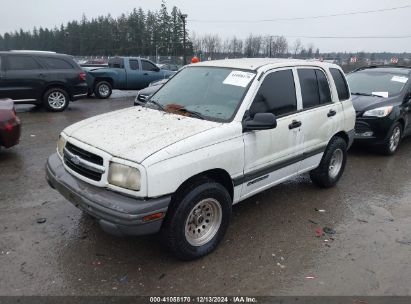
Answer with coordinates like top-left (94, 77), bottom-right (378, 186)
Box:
top-left (66, 142), bottom-right (103, 165)
top-left (63, 142), bottom-right (104, 181)
top-left (137, 94), bottom-right (148, 103)
top-left (355, 121), bottom-right (372, 134)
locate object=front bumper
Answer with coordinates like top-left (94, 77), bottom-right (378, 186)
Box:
top-left (354, 116), bottom-right (393, 145)
top-left (46, 153), bottom-right (171, 236)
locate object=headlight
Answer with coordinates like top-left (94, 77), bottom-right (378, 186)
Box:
top-left (363, 106), bottom-right (393, 118)
top-left (108, 162), bottom-right (141, 191)
top-left (57, 135), bottom-right (66, 157)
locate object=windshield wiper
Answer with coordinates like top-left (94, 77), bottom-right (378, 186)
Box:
top-left (177, 108), bottom-right (205, 120)
top-left (352, 92), bottom-right (381, 97)
top-left (146, 99), bottom-right (165, 111)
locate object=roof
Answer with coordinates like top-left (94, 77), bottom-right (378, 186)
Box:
top-left (192, 58), bottom-right (336, 71)
top-left (353, 66), bottom-right (411, 75)
top-left (0, 51), bottom-right (68, 57)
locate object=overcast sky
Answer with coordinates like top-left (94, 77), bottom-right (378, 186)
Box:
top-left (1, 0), bottom-right (410, 52)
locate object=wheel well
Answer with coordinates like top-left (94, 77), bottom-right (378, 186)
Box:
top-left (42, 84), bottom-right (70, 100)
top-left (397, 118), bottom-right (405, 132)
top-left (333, 131), bottom-right (349, 146)
top-left (94, 78), bottom-right (113, 87)
top-left (171, 169), bottom-right (234, 204)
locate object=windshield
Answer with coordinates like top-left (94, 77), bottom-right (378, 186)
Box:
top-left (149, 66), bottom-right (256, 121)
top-left (347, 71), bottom-right (408, 98)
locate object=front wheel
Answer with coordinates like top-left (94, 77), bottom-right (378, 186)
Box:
top-left (160, 181), bottom-right (232, 260)
top-left (310, 136), bottom-right (347, 188)
top-left (380, 123), bottom-right (402, 155)
top-left (94, 81), bottom-right (112, 99)
top-left (43, 88), bottom-right (69, 112)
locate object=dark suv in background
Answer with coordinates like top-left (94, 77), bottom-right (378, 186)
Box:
top-left (0, 51), bottom-right (88, 112)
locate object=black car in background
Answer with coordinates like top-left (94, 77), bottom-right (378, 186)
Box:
top-left (0, 51), bottom-right (88, 112)
top-left (347, 66), bottom-right (411, 155)
top-left (134, 78), bottom-right (167, 105)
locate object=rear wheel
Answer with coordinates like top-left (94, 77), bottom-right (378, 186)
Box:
top-left (43, 88), bottom-right (69, 112)
top-left (160, 181), bottom-right (232, 260)
top-left (380, 123), bottom-right (402, 155)
top-left (94, 81), bottom-right (112, 99)
top-left (310, 136), bottom-right (347, 188)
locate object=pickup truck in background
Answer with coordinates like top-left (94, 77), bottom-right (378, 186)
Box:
top-left (85, 57), bottom-right (175, 99)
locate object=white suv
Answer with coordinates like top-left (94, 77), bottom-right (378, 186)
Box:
top-left (47, 58), bottom-right (355, 260)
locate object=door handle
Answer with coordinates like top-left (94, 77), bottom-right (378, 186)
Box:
top-left (143, 73), bottom-right (149, 76)
top-left (327, 109), bottom-right (337, 117)
top-left (38, 73), bottom-right (46, 78)
top-left (289, 120), bottom-right (302, 130)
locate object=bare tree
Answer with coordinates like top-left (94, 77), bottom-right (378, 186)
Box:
top-left (292, 39), bottom-right (302, 57)
top-left (202, 34), bottom-right (222, 58)
top-left (244, 34), bottom-right (262, 57)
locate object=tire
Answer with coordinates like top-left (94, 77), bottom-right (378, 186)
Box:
top-left (94, 81), bottom-right (112, 99)
top-left (380, 122), bottom-right (402, 156)
top-left (310, 136), bottom-right (347, 188)
top-left (43, 88), bottom-right (69, 112)
top-left (160, 180), bottom-right (232, 260)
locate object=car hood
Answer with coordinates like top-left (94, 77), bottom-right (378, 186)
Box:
top-left (63, 107), bottom-right (220, 163)
top-left (351, 94), bottom-right (400, 113)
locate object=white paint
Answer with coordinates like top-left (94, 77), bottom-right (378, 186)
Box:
top-left (59, 59), bottom-right (355, 200)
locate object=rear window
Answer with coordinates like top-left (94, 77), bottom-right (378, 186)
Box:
top-left (298, 69), bottom-right (320, 108)
top-left (330, 68), bottom-right (350, 100)
top-left (7, 55), bottom-right (42, 70)
top-left (40, 57), bottom-right (74, 69)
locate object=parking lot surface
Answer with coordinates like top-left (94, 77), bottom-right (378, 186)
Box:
top-left (1, 92), bottom-right (411, 296)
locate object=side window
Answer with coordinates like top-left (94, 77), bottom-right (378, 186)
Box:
top-left (298, 69), bottom-right (320, 108)
top-left (249, 69), bottom-right (297, 117)
top-left (330, 68), bottom-right (350, 100)
top-left (142, 61), bottom-right (158, 71)
top-left (40, 57), bottom-right (73, 69)
top-left (108, 58), bottom-right (124, 69)
top-left (7, 55), bottom-right (42, 70)
top-left (129, 59), bottom-right (140, 70)
top-left (316, 70), bottom-right (332, 104)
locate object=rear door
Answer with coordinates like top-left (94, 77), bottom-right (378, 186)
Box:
top-left (2, 54), bottom-right (46, 101)
top-left (126, 59), bottom-right (143, 89)
top-left (297, 67), bottom-right (344, 172)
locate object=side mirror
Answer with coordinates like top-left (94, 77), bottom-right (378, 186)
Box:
top-left (243, 113), bottom-right (277, 132)
top-left (154, 67), bottom-right (160, 72)
top-left (404, 92), bottom-right (411, 103)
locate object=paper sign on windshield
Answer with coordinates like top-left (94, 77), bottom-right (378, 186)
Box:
top-left (372, 92), bottom-right (389, 98)
top-left (391, 76), bottom-right (408, 84)
top-left (223, 71), bottom-right (254, 87)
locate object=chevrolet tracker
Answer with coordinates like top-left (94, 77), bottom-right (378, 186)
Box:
top-left (46, 58), bottom-right (355, 260)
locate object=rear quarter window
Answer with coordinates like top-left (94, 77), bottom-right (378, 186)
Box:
top-left (40, 57), bottom-right (74, 69)
top-left (330, 68), bottom-right (350, 101)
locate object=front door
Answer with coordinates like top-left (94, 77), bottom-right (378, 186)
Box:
top-left (141, 60), bottom-right (162, 88)
top-left (241, 68), bottom-right (304, 199)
